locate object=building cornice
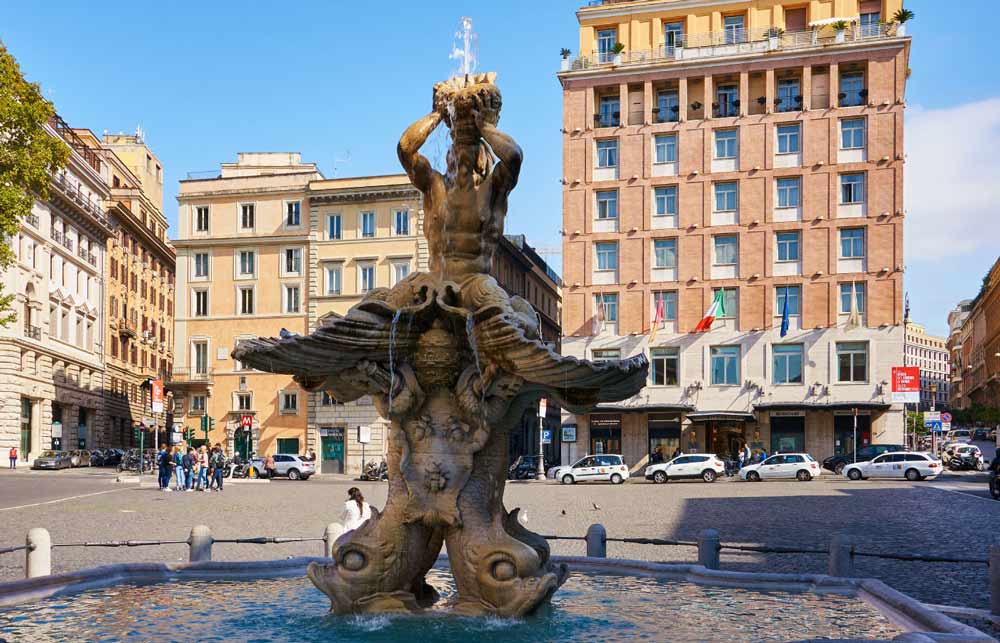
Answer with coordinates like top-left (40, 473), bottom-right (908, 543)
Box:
top-left (309, 187), bottom-right (420, 206)
top-left (578, 0), bottom-right (747, 22)
top-left (173, 234), bottom-right (311, 248)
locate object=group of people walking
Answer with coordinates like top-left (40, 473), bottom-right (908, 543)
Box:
top-left (157, 444), bottom-right (225, 492)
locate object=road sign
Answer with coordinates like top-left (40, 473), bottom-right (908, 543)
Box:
top-left (941, 421), bottom-right (951, 433)
top-left (541, 429), bottom-right (552, 444)
top-left (924, 411), bottom-right (941, 423)
top-left (941, 412), bottom-right (952, 423)
top-left (891, 367), bottom-right (920, 404)
top-left (538, 398), bottom-right (547, 418)
top-left (240, 414), bottom-right (253, 429)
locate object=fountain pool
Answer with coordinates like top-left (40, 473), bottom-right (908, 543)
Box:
top-left (0, 567), bottom-right (905, 643)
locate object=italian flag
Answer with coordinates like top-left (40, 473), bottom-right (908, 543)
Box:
top-left (693, 290), bottom-right (725, 332)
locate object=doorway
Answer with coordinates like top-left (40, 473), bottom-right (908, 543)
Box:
top-left (834, 414), bottom-right (871, 455)
top-left (20, 398), bottom-right (32, 459)
top-left (770, 416), bottom-right (806, 454)
top-left (321, 428), bottom-right (345, 474)
top-left (234, 429), bottom-right (252, 460)
top-left (589, 414), bottom-right (621, 456)
top-left (648, 414), bottom-right (680, 463)
top-left (707, 421), bottom-right (745, 459)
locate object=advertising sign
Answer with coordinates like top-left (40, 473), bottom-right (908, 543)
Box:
top-left (891, 367), bottom-right (920, 404)
top-left (151, 379), bottom-right (164, 413)
top-left (358, 425), bottom-right (372, 444)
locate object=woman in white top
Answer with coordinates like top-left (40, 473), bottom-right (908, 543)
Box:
top-left (342, 487), bottom-right (372, 531)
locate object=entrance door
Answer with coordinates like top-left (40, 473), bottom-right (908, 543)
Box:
top-left (234, 430), bottom-right (251, 460)
top-left (770, 416), bottom-right (805, 454)
top-left (20, 398), bottom-right (32, 459)
top-left (321, 431), bottom-right (344, 474)
top-left (648, 414), bottom-right (680, 463)
top-left (708, 421), bottom-right (744, 459)
top-left (834, 415), bottom-right (871, 456)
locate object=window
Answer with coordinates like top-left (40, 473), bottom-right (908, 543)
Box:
top-left (284, 285), bottom-right (300, 313)
top-left (321, 391), bottom-right (341, 406)
top-left (598, 95), bottom-right (620, 127)
top-left (841, 118), bottom-right (866, 149)
top-left (664, 22), bottom-right (684, 53)
top-left (839, 283), bottom-right (866, 313)
top-left (650, 347), bottom-right (679, 386)
top-left (656, 91), bottom-right (679, 122)
top-left (276, 438), bottom-right (300, 455)
top-left (239, 286), bottom-right (254, 315)
top-left (592, 348), bottom-right (621, 364)
top-left (776, 123), bottom-right (801, 154)
top-left (776, 232), bottom-right (800, 262)
top-left (284, 248), bottom-right (302, 274)
top-left (394, 210), bottom-right (410, 236)
top-left (361, 211), bottom-right (376, 238)
top-left (193, 341), bottom-right (208, 375)
top-left (194, 290), bottom-right (208, 317)
top-left (191, 395), bottom-right (206, 412)
top-left (839, 228), bottom-right (865, 258)
top-left (654, 186), bottom-right (677, 217)
top-left (713, 236), bottom-right (738, 265)
top-left (596, 139), bottom-right (618, 168)
top-left (240, 204), bottom-right (255, 230)
top-left (715, 85), bottom-right (738, 117)
top-left (777, 78), bottom-right (800, 113)
top-left (285, 201), bottom-right (301, 227)
top-left (281, 391), bottom-right (298, 413)
top-left (712, 287), bottom-right (738, 319)
top-left (194, 253), bottom-right (209, 278)
top-left (595, 242), bottom-right (618, 271)
top-left (775, 285), bottom-right (801, 315)
top-left (238, 250), bottom-right (255, 276)
top-left (653, 239), bottom-right (676, 268)
top-left (327, 214), bottom-right (342, 240)
top-left (723, 15), bottom-right (745, 43)
top-left (772, 344), bottom-right (803, 384)
top-left (653, 291), bottom-right (677, 322)
top-left (777, 177), bottom-right (801, 208)
top-left (596, 190), bottom-right (618, 219)
top-left (714, 130), bottom-right (737, 159)
top-left (840, 173), bottom-right (865, 204)
top-left (860, 11), bottom-right (881, 37)
top-left (325, 264), bottom-right (342, 295)
top-left (837, 342), bottom-right (868, 382)
top-left (840, 72), bottom-right (865, 107)
top-left (393, 262), bottom-right (410, 284)
top-left (714, 182), bottom-right (738, 212)
top-left (194, 206), bottom-right (209, 232)
top-left (596, 293), bottom-right (618, 322)
top-left (711, 345), bottom-right (740, 385)
top-left (236, 393), bottom-right (252, 411)
top-left (360, 264), bottom-right (376, 292)
top-left (597, 29), bottom-right (616, 63)
top-left (654, 134), bottom-right (677, 163)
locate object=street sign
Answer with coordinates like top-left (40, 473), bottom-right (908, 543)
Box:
top-left (891, 367), bottom-right (920, 404)
top-left (924, 411), bottom-right (941, 423)
top-left (541, 429), bottom-right (552, 444)
top-left (538, 398), bottom-right (547, 418)
top-left (151, 380), bottom-right (164, 413)
top-left (358, 425), bottom-right (371, 444)
top-left (941, 421), bottom-right (951, 433)
top-left (941, 412), bottom-right (952, 423)
top-left (240, 414), bottom-right (253, 429)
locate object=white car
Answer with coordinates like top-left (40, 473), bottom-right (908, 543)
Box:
top-left (644, 453), bottom-right (726, 483)
top-left (843, 451), bottom-right (942, 481)
top-left (945, 429), bottom-right (972, 444)
top-left (740, 453), bottom-right (821, 481)
top-left (549, 454), bottom-right (628, 485)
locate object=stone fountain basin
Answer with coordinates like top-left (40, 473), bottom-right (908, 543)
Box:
top-left (0, 556), bottom-right (992, 643)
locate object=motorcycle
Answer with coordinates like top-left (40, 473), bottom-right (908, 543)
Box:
top-left (989, 466), bottom-right (1000, 500)
top-left (360, 460), bottom-right (388, 481)
top-left (948, 454), bottom-right (986, 472)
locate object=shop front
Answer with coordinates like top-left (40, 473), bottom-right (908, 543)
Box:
top-left (589, 413), bottom-right (621, 456)
top-left (770, 412), bottom-right (806, 454)
top-left (647, 413), bottom-right (680, 463)
top-left (833, 412), bottom-right (872, 456)
top-left (686, 411), bottom-right (756, 459)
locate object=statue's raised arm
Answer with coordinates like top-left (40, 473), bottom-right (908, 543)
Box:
top-left (476, 112), bottom-right (522, 196)
top-left (397, 110), bottom-right (444, 196)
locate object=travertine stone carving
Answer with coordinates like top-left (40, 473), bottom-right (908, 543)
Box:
top-left (233, 74), bottom-right (647, 617)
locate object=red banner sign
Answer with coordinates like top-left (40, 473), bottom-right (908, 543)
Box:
top-left (151, 380), bottom-right (164, 413)
top-left (891, 366), bottom-right (920, 403)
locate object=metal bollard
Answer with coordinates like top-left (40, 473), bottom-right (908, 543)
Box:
top-left (585, 523), bottom-right (607, 558)
top-left (188, 525), bottom-right (213, 563)
top-left (26, 528), bottom-right (51, 578)
top-left (991, 541), bottom-right (1000, 617)
top-left (323, 522), bottom-right (344, 559)
top-left (828, 533), bottom-right (855, 577)
top-left (698, 529), bottom-right (721, 570)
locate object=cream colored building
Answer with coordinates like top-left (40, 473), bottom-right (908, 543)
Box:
top-left (903, 321), bottom-right (948, 412)
top-left (1, 116), bottom-right (115, 461)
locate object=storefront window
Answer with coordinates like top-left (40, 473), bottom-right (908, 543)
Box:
top-left (648, 413), bottom-right (680, 463)
top-left (589, 414), bottom-right (621, 455)
top-left (770, 415), bottom-right (805, 454)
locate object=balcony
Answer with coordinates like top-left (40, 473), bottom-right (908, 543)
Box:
top-left (118, 317), bottom-right (137, 338)
top-left (49, 173), bottom-right (112, 230)
top-left (563, 23), bottom-right (899, 72)
top-left (25, 213), bottom-right (39, 228)
top-left (23, 326), bottom-right (41, 341)
top-left (593, 112), bottom-right (621, 128)
top-left (167, 367), bottom-right (214, 389)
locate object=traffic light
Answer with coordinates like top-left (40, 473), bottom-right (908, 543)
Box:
top-left (200, 415), bottom-right (208, 432)
top-left (200, 415), bottom-right (214, 440)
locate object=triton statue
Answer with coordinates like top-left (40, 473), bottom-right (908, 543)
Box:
top-left (233, 73), bottom-right (647, 617)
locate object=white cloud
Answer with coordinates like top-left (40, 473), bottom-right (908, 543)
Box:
top-left (905, 97), bottom-right (1000, 261)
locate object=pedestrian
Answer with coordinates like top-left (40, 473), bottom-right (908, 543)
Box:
top-left (183, 448), bottom-right (195, 491)
top-left (169, 446), bottom-right (182, 490)
top-left (342, 487), bottom-right (372, 532)
top-left (671, 447), bottom-right (682, 460)
top-left (304, 448), bottom-right (317, 462)
top-left (650, 446), bottom-right (664, 464)
top-left (9, 445), bottom-right (17, 469)
top-left (211, 444), bottom-right (225, 492)
top-left (197, 445), bottom-right (209, 491)
top-left (264, 453), bottom-right (276, 479)
top-left (157, 445), bottom-right (171, 492)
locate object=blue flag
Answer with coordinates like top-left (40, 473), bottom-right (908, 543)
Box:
top-left (780, 291), bottom-right (790, 338)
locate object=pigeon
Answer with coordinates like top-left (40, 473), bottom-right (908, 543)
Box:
top-left (279, 328), bottom-right (298, 339)
top-left (560, 509), bottom-right (566, 516)
top-left (591, 502), bottom-right (601, 511)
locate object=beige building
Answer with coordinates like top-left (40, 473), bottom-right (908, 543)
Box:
top-left (558, 0), bottom-right (909, 470)
top-left (903, 321), bottom-right (948, 412)
top-left (1, 116), bottom-right (115, 461)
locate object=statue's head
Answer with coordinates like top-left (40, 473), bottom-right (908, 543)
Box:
top-left (434, 74), bottom-right (500, 186)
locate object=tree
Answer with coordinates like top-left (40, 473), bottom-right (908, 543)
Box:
top-left (0, 41), bottom-right (69, 325)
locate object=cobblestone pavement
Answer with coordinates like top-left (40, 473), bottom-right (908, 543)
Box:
top-left (0, 468), bottom-right (995, 610)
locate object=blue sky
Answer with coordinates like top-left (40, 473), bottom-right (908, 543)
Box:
top-left (4, 0), bottom-right (997, 336)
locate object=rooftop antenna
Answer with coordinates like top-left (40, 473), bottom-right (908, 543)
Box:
top-left (331, 150), bottom-right (352, 177)
top-left (135, 125), bottom-right (144, 142)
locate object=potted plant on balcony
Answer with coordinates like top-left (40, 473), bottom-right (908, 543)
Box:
top-left (611, 42), bottom-right (625, 65)
top-left (832, 20), bottom-right (849, 43)
top-left (560, 48), bottom-right (571, 71)
top-left (892, 8), bottom-right (914, 37)
top-left (766, 27), bottom-right (785, 50)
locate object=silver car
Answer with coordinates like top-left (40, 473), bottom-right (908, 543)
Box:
top-left (252, 454), bottom-right (316, 480)
top-left (32, 450), bottom-right (73, 470)
top-left (67, 450), bottom-right (92, 467)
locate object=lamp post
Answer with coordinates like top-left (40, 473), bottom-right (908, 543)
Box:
top-left (929, 382), bottom-right (938, 453)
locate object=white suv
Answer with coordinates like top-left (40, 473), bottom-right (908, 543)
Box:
top-left (740, 453), bottom-right (821, 481)
top-left (843, 451), bottom-right (942, 481)
top-left (644, 453), bottom-right (726, 483)
top-left (549, 454), bottom-right (628, 485)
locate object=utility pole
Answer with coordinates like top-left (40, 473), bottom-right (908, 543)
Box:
top-left (536, 398), bottom-right (548, 480)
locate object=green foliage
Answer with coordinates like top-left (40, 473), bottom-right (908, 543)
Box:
top-left (0, 41), bottom-right (69, 325)
top-left (560, 48), bottom-right (571, 59)
top-left (831, 20), bottom-right (849, 32)
top-left (893, 9), bottom-right (915, 24)
top-left (611, 42), bottom-right (626, 55)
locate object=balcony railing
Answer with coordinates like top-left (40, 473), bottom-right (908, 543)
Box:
top-left (593, 112), bottom-right (621, 128)
top-left (25, 214), bottom-right (39, 228)
top-left (23, 326), bottom-right (41, 341)
top-left (565, 23), bottom-right (898, 72)
top-left (51, 229), bottom-right (62, 244)
top-left (50, 173), bottom-right (111, 227)
top-left (169, 367), bottom-right (214, 383)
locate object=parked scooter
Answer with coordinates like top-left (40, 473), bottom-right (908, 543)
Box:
top-left (360, 460), bottom-right (388, 481)
top-left (989, 461), bottom-right (1000, 500)
top-left (948, 453), bottom-right (986, 472)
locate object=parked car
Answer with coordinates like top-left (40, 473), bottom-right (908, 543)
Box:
top-left (945, 429), bottom-right (972, 444)
top-left (89, 449), bottom-right (106, 467)
top-left (508, 455), bottom-right (552, 480)
top-left (740, 453), bottom-right (821, 481)
top-left (548, 454), bottom-right (628, 485)
top-left (821, 444), bottom-right (906, 475)
top-left (67, 450), bottom-right (92, 467)
top-left (102, 449), bottom-right (124, 467)
top-left (973, 428), bottom-right (989, 441)
top-left (250, 454), bottom-right (315, 480)
top-left (32, 450), bottom-right (74, 470)
top-left (843, 451), bottom-right (942, 481)
top-left (644, 453), bottom-right (726, 483)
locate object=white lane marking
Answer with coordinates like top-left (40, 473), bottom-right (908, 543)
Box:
top-left (0, 488), bottom-right (127, 512)
top-left (925, 483), bottom-right (998, 505)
